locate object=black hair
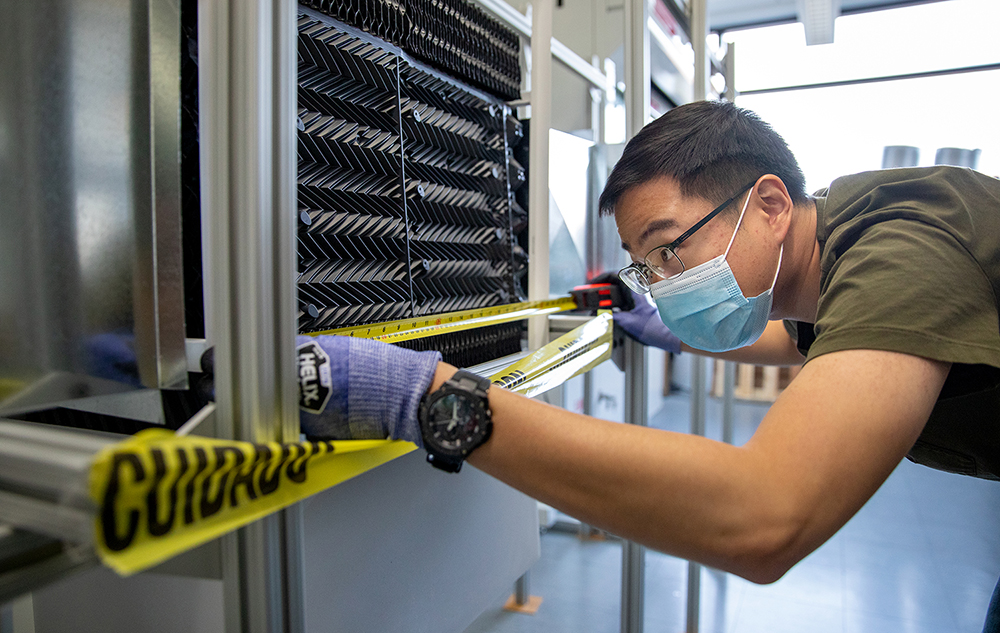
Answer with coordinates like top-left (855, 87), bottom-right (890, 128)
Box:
top-left (598, 100), bottom-right (808, 217)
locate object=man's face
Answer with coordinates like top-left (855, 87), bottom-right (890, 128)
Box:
top-left (614, 176), bottom-right (775, 298)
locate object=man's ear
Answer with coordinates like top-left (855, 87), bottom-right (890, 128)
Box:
top-left (755, 175), bottom-right (793, 240)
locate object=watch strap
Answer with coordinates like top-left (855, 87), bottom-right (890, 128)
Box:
top-left (445, 369), bottom-right (489, 394)
top-left (426, 453), bottom-right (464, 473)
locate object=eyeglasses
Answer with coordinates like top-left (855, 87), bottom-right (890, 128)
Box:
top-left (618, 180), bottom-right (758, 294)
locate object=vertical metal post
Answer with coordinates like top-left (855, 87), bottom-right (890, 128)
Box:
top-left (722, 361), bottom-right (736, 445)
top-left (527, 0), bottom-right (552, 352)
top-left (686, 353), bottom-right (706, 632)
top-left (621, 337), bottom-right (647, 633)
top-left (200, 0), bottom-right (300, 631)
top-left (578, 370), bottom-right (598, 538)
top-left (691, 0), bottom-right (709, 103)
top-left (686, 1), bottom-right (709, 630)
top-left (514, 572), bottom-right (531, 605)
top-left (623, 0), bottom-right (650, 138)
top-left (622, 0), bottom-right (650, 630)
top-left (723, 42), bottom-right (737, 103)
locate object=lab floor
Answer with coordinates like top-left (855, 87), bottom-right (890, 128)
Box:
top-left (464, 392), bottom-right (1000, 633)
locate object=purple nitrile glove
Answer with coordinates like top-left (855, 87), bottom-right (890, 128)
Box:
top-left (614, 291), bottom-right (683, 354)
top-left (296, 335), bottom-right (441, 446)
top-left (588, 271), bottom-right (682, 353)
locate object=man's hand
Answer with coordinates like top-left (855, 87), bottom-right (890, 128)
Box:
top-left (589, 272), bottom-right (682, 353)
top-left (614, 292), bottom-right (683, 353)
top-left (296, 335), bottom-right (441, 445)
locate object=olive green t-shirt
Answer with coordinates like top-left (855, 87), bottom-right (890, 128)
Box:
top-left (785, 166), bottom-right (1000, 480)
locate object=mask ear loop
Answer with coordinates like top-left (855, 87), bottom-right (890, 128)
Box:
top-left (724, 186), bottom-right (785, 293)
top-left (769, 245), bottom-right (784, 290)
top-left (723, 188), bottom-right (755, 260)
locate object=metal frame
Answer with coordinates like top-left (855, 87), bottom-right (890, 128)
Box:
top-left (199, 1), bottom-right (300, 631)
top-left (133, 0), bottom-right (189, 391)
top-left (526, 0), bottom-right (553, 352)
top-left (472, 0), bottom-right (607, 90)
top-left (621, 338), bottom-right (648, 633)
top-left (0, 0), bottom-right (741, 630)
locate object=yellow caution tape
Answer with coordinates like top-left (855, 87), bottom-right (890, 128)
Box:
top-left (310, 297), bottom-right (578, 343)
top-left (90, 433), bottom-right (414, 575)
top-left (89, 312), bottom-right (612, 576)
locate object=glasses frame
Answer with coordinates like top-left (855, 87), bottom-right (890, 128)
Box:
top-left (618, 179), bottom-right (759, 293)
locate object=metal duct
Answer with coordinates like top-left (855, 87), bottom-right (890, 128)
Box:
top-left (882, 145), bottom-right (919, 169)
top-left (935, 147), bottom-right (981, 169)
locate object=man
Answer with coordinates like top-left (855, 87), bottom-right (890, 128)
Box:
top-left (302, 100), bottom-right (1000, 630)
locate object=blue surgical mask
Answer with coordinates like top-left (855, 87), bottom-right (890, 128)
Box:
top-left (648, 191), bottom-right (783, 353)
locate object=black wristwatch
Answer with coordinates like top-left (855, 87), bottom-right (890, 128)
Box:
top-left (418, 369), bottom-right (493, 473)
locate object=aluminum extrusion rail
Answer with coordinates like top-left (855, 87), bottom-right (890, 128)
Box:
top-left (0, 420), bottom-right (109, 603)
top-left (0, 420), bottom-right (114, 545)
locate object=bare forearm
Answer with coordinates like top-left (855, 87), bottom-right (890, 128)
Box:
top-left (463, 378), bottom-right (794, 581)
top-left (428, 348), bottom-right (947, 586)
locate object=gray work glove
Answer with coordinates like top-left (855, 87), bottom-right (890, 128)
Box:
top-left (296, 335), bottom-right (441, 446)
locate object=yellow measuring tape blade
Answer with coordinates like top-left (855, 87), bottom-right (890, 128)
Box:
top-left (309, 297), bottom-right (578, 343)
top-left (89, 313), bottom-right (612, 576)
top-left (489, 312), bottom-right (613, 398)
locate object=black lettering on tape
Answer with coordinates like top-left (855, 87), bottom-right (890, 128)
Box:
top-left (257, 445), bottom-right (282, 495)
top-left (102, 452), bottom-right (146, 552)
top-left (284, 441), bottom-right (334, 484)
top-left (200, 446), bottom-right (244, 519)
top-left (146, 448), bottom-right (179, 538)
top-left (100, 438), bottom-right (348, 552)
top-left (285, 443), bottom-right (310, 483)
top-left (184, 447), bottom-right (210, 526)
top-left (229, 447), bottom-right (261, 507)
top-left (494, 369), bottom-right (526, 388)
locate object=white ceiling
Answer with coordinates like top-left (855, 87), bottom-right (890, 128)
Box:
top-left (707, 0), bottom-right (945, 32)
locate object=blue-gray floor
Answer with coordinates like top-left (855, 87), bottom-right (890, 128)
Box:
top-left (464, 393), bottom-right (1000, 633)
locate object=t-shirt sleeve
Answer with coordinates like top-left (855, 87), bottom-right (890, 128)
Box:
top-left (783, 319), bottom-right (798, 342)
top-left (809, 218), bottom-right (1000, 369)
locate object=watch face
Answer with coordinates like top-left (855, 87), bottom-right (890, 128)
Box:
top-left (425, 392), bottom-right (486, 453)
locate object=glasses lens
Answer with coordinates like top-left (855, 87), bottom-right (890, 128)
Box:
top-left (619, 267), bottom-right (649, 293)
top-left (645, 246), bottom-right (685, 279)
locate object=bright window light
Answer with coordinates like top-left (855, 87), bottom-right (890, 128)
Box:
top-left (723, 0), bottom-right (1000, 191)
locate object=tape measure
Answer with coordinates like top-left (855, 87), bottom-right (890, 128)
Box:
top-left (90, 312), bottom-right (613, 576)
top-left (307, 297), bottom-right (579, 343)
